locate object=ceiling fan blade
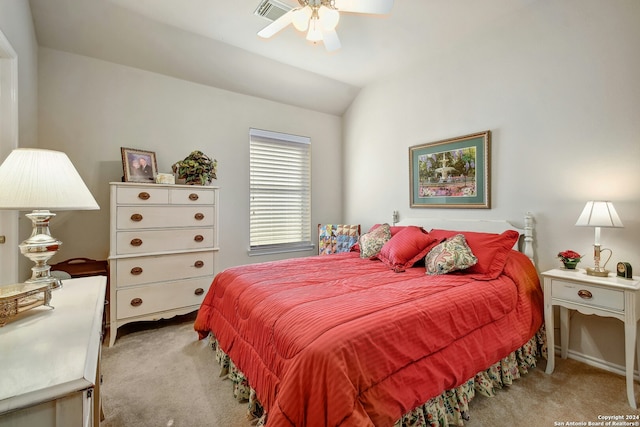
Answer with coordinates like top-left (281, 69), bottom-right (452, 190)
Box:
top-left (321, 28), bottom-right (341, 52)
top-left (257, 9), bottom-right (295, 38)
top-left (333, 0), bottom-right (394, 14)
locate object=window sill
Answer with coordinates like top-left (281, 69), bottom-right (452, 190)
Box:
top-left (248, 244), bottom-right (315, 257)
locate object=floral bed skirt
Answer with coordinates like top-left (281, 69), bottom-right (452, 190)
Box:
top-left (208, 326), bottom-right (547, 427)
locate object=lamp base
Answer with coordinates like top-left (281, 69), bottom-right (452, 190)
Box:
top-left (19, 210), bottom-right (63, 290)
top-left (586, 267), bottom-right (610, 277)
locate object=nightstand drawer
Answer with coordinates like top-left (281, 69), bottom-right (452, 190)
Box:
top-left (553, 279), bottom-right (624, 311)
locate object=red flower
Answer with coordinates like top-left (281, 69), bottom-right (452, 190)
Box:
top-left (557, 250), bottom-right (582, 261)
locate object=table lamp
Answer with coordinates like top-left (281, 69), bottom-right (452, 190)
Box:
top-left (575, 201), bottom-right (623, 277)
top-left (0, 148), bottom-right (99, 289)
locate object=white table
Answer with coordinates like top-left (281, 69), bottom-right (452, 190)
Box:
top-left (0, 276), bottom-right (106, 426)
top-left (542, 268), bottom-right (640, 409)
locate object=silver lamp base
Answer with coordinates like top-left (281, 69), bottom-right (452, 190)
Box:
top-left (586, 244), bottom-right (612, 278)
top-left (586, 267), bottom-right (609, 277)
top-left (19, 210), bottom-right (63, 290)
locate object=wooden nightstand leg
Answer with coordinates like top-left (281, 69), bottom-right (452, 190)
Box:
top-left (559, 306), bottom-right (570, 359)
top-left (637, 326), bottom-right (640, 390)
top-left (624, 318), bottom-right (637, 409)
top-left (544, 286), bottom-right (555, 373)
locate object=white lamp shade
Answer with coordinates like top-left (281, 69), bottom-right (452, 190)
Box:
top-left (0, 148), bottom-right (99, 211)
top-left (575, 201), bottom-right (623, 228)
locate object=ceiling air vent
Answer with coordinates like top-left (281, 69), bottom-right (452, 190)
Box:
top-left (254, 0), bottom-right (293, 22)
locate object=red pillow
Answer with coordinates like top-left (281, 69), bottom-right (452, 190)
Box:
top-left (377, 226), bottom-right (439, 272)
top-left (428, 229), bottom-right (520, 280)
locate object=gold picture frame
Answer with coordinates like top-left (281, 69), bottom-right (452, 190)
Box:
top-left (409, 131), bottom-right (491, 208)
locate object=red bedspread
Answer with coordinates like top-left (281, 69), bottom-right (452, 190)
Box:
top-left (194, 251), bottom-right (542, 427)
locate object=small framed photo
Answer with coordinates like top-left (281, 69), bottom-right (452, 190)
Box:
top-left (121, 147), bottom-right (157, 183)
top-left (409, 131), bottom-right (491, 208)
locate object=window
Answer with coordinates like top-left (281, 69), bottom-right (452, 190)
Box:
top-left (249, 128), bottom-right (312, 255)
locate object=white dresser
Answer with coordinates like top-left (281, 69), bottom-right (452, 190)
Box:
top-left (108, 182), bottom-right (219, 346)
top-left (0, 276), bottom-right (106, 427)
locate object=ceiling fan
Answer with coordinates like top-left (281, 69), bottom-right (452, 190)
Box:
top-left (257, 0), bottom-right (394, 52)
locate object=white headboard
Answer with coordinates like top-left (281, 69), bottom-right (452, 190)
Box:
top-left (396, 213), bottom-right (535, 266)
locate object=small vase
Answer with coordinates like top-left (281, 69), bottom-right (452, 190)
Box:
top-left (562, 260), bottom-right (579, 270)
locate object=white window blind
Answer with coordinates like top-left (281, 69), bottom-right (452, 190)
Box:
top-left (249, 128), bottom-right (312, 255)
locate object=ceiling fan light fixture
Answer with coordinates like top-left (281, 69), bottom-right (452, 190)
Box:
top-left (306, 18), bottom-right (323, 41)
top-left (292, 6), bottom-right (312, 31)
top-left (256, 0), bottom-right (394, 51)
top-left (318, 6), bottom-right (339, 30)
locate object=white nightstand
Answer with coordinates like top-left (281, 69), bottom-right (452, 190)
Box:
top-left (542, 268), bottom-right (640, 409)
top-left (0, 276), bottom-right (106, 426)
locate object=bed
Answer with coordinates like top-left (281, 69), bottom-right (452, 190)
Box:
top-left (194, 215), bottom-right (545, 427)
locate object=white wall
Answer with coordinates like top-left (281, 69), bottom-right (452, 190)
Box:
top-left (343, 0), bottom-right (640, 371)
top-left (37, 48), bottom-right (343, 273)
top-left (0, 0), bottom-right (38, 149)
top-left (0, 0), bottom-right (39, 280)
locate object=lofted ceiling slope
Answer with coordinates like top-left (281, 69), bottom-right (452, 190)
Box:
top-left (29, 0), bottom-right (537, 116)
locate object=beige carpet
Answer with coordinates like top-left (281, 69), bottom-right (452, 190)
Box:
top-left (101, 313), bottom-right (639, 427)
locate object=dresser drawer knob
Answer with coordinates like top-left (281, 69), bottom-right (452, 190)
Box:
top-left (138, 192), bottom-right (150, 200)
top-left (578, 289), bottom-right (593, 299)
top-left (130, 238), bottom-right (143, 247)
top-left (194, 213), bottom-right (204, 221)
top-left (194, 260), bottom-right (204, 268)
top-left (130, 266), bottom-right (143, 275)
top-left (189, 193), bottom-right (199, 201)
top-left (194, 288), bottom-right (204, 296)
top-left (194, 235), bottom-right (204, 242)
top-left (131, 213), bottom-right (143, 222)
top-left (130, 298), bottom-right (143, 307)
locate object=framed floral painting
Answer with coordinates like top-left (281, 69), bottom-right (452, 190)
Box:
top-left (409, 131), bottom-right (491, 208)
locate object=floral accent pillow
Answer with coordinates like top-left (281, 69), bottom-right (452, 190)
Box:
top-left (425, 234), bottom-right (478, 275)
top-left (359, 223), bottom-right (392, 259)
top-left (428, 229), bottom-right (520, 279)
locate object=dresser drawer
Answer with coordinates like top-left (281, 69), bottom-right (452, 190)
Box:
top-left (169, 188), bottom-right (215, 205)
top-left (552, 279), bottom-right (624, 311)
top-left (116, 276), bottom-right (211, 319)
top-left (115, 252), bottom-right (214, 287)
top-left (117, 186), bottom-right (169, 204)
top-left (116, 206), bottom-right (215, 229)
top-left (115, 228), bottom-right (215, 255)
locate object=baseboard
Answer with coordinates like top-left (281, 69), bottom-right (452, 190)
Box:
top-left (555, 345), bottom-right (640, 381)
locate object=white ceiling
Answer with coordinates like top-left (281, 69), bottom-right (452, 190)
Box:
top-left (29, 0), bottom-right (537, 115)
